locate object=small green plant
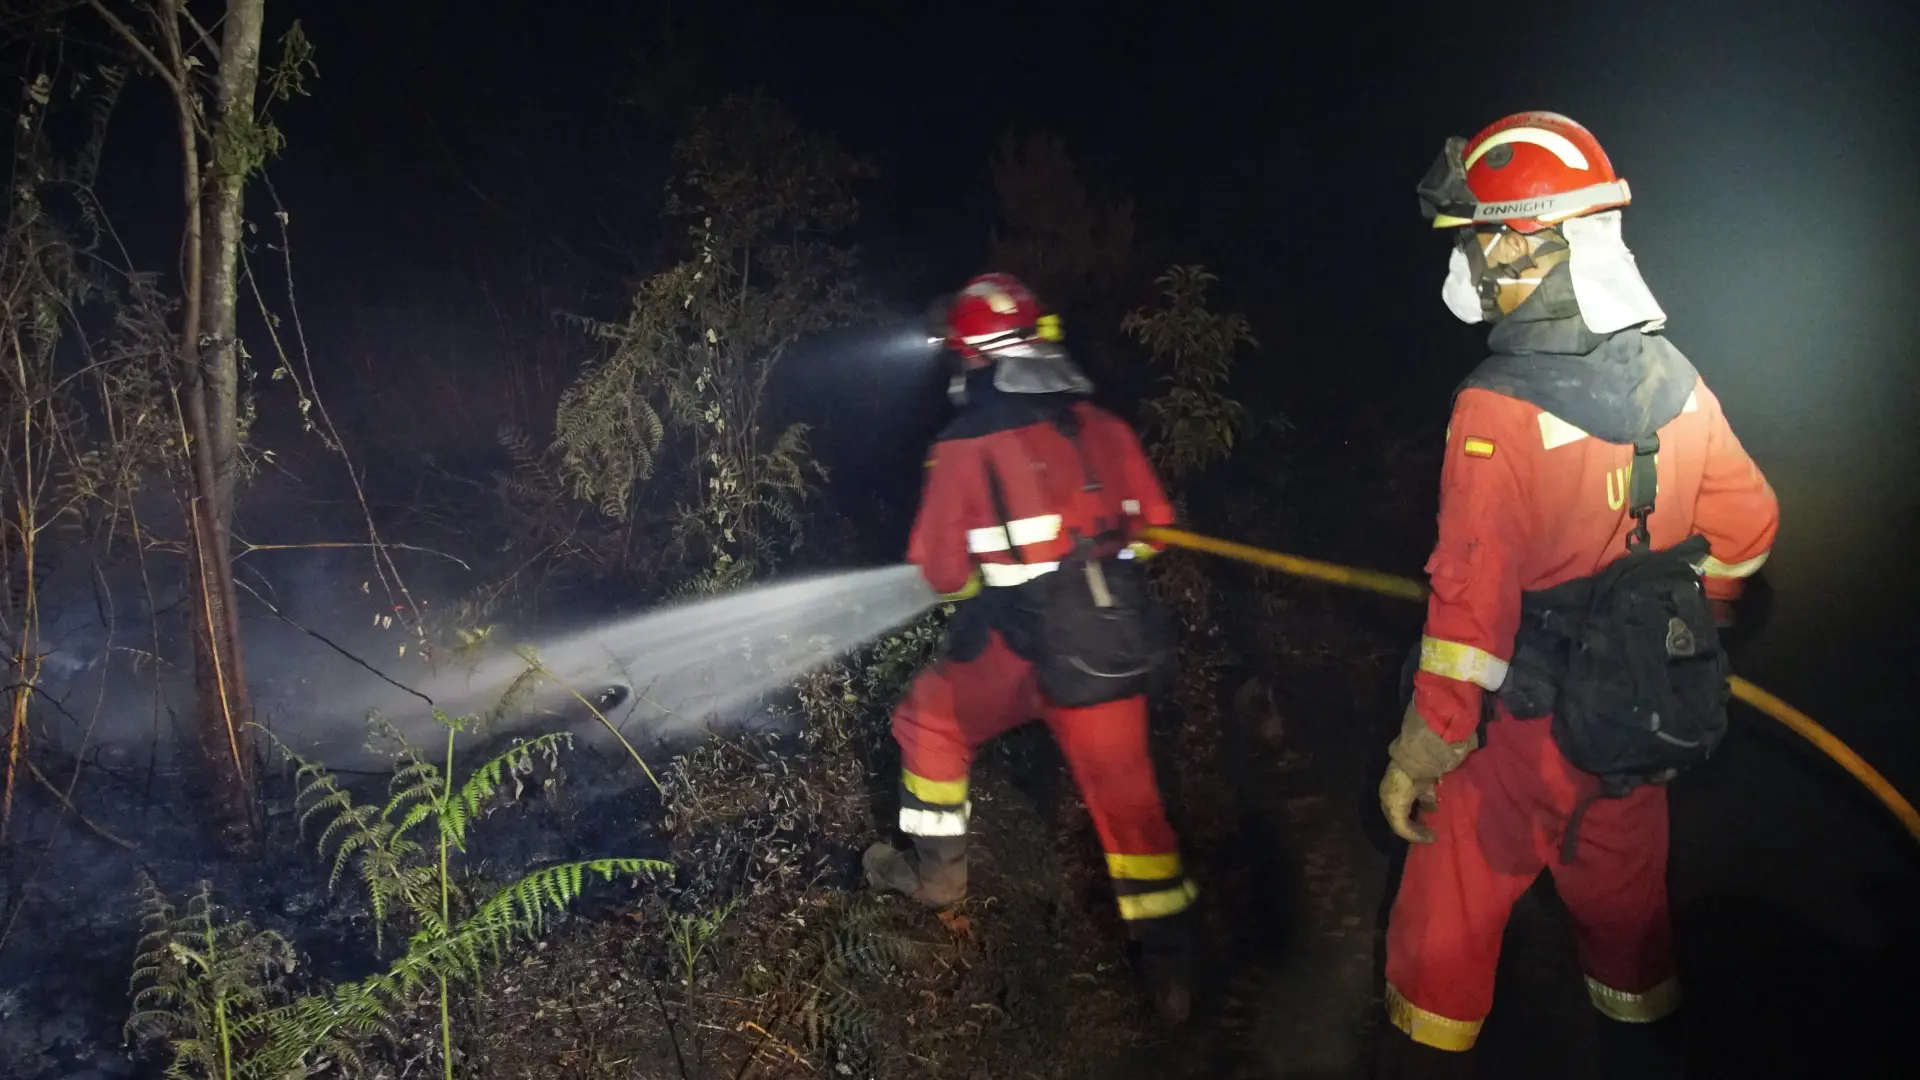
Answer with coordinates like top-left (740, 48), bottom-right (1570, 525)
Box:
top-left (665, 897), bottom-right (741, 1000)
top-left (124, 877), bottom-right (296, 1080)
top-left (280, 712), bottom-right (667, 1080)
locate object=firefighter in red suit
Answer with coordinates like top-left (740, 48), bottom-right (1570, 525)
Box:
top-left (1376, 113), bottom-right (1780, 1078)
top-left (862, 272), bottom-right (1197, 1022)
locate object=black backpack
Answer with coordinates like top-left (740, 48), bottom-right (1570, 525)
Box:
top-left (1500, 434), bottom-right (1731, 856)
top-left (975, 412), bottom-right (1173, 709)
top-left (1026, 540), bottom-right (1172, 707)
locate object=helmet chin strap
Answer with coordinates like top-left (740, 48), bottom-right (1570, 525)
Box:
top-left (1461, 227), bottom-right (1569, 319)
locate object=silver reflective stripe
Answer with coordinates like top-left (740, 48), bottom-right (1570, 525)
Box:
top-left (980, 562), bottom-right (1059, 587)
top-left (1121, 499), bottom-right (1141, 515)
top-left (900, 802), bottom-right (971, 837)
top-left (1469, 180), bottom-right (1632, 224)
top-left (1698, 551), bottom-right (1769, 579)
top-left (966, 514), bottom-right (1063, 554)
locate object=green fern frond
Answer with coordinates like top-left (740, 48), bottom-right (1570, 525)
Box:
top-left (388, 797), bottom-right (442, 848)
top-left (489, 661), bottom-right (549, 723)
top-left (385, 778), bottom-right (443, 814)
top-left (786, 898), bottom-right (940, 988)
top-left (387, 756), bottom-right (442, 796)
top-left (456, 858), bottom-right (665, 956)
top-left (801, 982), bottom-right (883, 1052)
top-left (124, 876), bottom-right (296, 1077)
top-left (321, 815), bottom-right (386, 893)
top-left (312, 797), bottom-right (379, 854)
top-left (298, 783), bottom-right (361, 839)
top-left (449, 732), bottom-right (572, 833)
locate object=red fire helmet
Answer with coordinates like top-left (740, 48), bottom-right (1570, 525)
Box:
top-left (943, 272), bottom-right (1062, 366)
top-left (1418, 111), bottom-right (1632, 234)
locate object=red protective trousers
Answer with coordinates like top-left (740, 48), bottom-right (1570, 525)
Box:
top-left (890, 630), bottom-right (1195, 928)
top-left (1385, 373), bottom-right (1774, 1050)
top-left (1384, 717), bottom-right (1677, 1051)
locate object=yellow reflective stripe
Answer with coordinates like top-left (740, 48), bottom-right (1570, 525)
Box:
top-left (1430, 213), bottom-right (1473, 229)
top-left (1106, 852), bottom-right (1182, 880)
top-left (980, 562), bottom-right (1058, 587)
top-left (1115, 879), bottom-right (1197, 921)
top-left (1418, 636), bottom-right (1510, 691)
top-left (1700, 551), bottom-right (1769, 579)
top-left (900, 804), bottom-right (970, 837)
top-left (1385, 982), bottom-right (1482, 1052)
top-left (965, 514), bottom-right (1063, 554)
top-left (903, 771), bottom-right (968, 806)
top-left (1585, 975), bottom-right (1681, 1023)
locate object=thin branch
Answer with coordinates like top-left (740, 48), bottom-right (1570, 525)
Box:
top-left (649, 976), bottom-right (695, 1080)
top-left (518, 654), bottom-right (662, 793)
top-left (83, 0), bottom-right (181, 98)
top-left (231, 578), bottom-right (436, 707)
top-left (232, 539), bottom-right (473, 571)
top-left (27, 757), bottom-right (136, 850)
top-left (247, 177), bottom-right (438, 647)
top-left (177, 4), bottom-right (222, 58)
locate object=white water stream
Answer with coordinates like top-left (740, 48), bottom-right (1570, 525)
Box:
top-left (286, 564), bottom-right (940, 768)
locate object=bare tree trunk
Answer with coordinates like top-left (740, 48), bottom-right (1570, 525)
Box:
top-left (189, 0), bottom-right (268, 855)
top-left (203, 0), bottom-right (264, 519)
top-left (88, 0), bottom-right (270, 854)
top-left (163, 0), bottom-right (263, 855)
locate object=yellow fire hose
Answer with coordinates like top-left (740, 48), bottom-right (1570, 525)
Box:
top-left (1139, 525), bottom-right (1920, 848)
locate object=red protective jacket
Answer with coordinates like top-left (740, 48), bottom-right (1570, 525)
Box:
top-left (1413, 377), bottom-right (1780, 743)
top-left (907, 388), bottom-right (1174, 596)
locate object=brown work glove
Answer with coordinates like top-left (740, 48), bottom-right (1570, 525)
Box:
top-left (1378, 704), bottom-right (1478, 845)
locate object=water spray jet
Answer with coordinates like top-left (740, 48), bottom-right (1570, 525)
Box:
top-left (281, 564), bottom-right (943, 774)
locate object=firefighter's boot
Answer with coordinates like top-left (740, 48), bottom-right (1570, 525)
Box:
top-left (1597, 1013), bottom-right (1684, 1080)
top-left (1133, 911), bottom-right (1194, 1026)
top-left (1370, 1025), bottom-right (1477, 1080)
top-left (862, 835), bottom-right (967, 907)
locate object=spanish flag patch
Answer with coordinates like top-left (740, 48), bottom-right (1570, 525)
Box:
top-left (1462, 437), bottom-right (1496, 459)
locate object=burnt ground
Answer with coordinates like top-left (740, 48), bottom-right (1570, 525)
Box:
top-left (2, 564), bottom-right (1917, 1080)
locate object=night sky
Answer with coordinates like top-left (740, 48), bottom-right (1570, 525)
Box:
top-left (75, 0), bottom-right (1920, 914)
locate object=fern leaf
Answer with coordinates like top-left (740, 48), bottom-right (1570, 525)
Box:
top-left (388, 797), bottom-right (441, 849)
top-left (450, 732), bottom-right (571, 827)
top-left (387, 757), bottom-right (441, 797)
